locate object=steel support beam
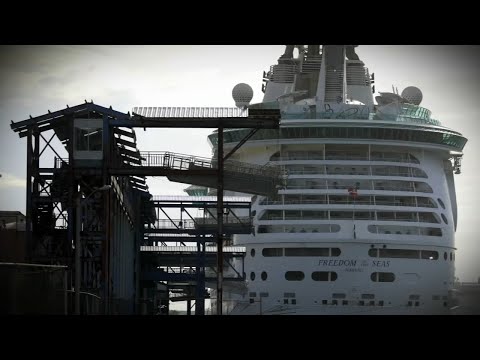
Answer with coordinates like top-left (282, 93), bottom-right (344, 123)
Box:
top-left (25, 128), bottom-right (33, 261)
top-left (216, 126), bottom-right (224, 315)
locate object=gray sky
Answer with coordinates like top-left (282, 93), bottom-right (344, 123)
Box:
top-left (1, 45), bottom-right (479, 282)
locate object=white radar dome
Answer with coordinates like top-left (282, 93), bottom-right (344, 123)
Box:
top-left (232, 83), bottom-right (253, 108)
top-left (401, 86), bottom-right (423, 105)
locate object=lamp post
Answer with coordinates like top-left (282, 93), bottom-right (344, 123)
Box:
top-left (75, 184), bottom-right (111, 315)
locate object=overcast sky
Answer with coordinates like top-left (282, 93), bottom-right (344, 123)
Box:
top-left (0, 45), bottom-right (479, 282)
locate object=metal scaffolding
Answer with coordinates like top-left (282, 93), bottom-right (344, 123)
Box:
top-left (10, 102), bottom-right (281, 314)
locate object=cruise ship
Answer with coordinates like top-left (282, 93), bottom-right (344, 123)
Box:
top-left (207, 45), bottom-right (467, 314)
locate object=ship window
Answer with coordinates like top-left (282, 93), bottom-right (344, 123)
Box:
top-left (261, 271), bottom-right (268, 281)
top-left (249, 292), bottom-right (257, 297)
top-left (415, 182), bottom-right (433, 193)
top-left (311, 272), bottom-right (329, 281)
top-left (368, 248), bottom-right (378, 257)
top-left (371, 272), bottom-right (395, 282)
top-left (419, 212), bottom-right (440, 223)
top-left (251, 249), bottom-right (255, 257)
top-left (250, 272), bottom-right (255, 281)
top-left (291, 299), bottom-right (297, 305)
top-left (285, 248), bottom-right (329, 257)
top-left (417, 197), bottom-right (437, 208)
top-left (421, 250), bottom-right (438, 260)
top-left (75, 126), bottom-right (103, 152)
top-left (284, 292), bottom-right (296, 298)
top-left (330, 248), bottom-right (341, 257)
top-left (312, 271), bottom-right (338, 282)
top-left (438, 198), bottom-right (446, 209)
top-left (444, 252), bottom-right (448, 261)
top-left (285, 271), bottom-right (305, 281)
top-left (262, 248), bottom-right (283, 257)
top-left (426, 228), bottom-right (442, 236)
top-left (441, 213), bottom-right (448, 224)
top-left (450, 252), bottom-right (453, 261)
top-left (260, 292), bottom-right (269, 298)
top-left (361, 294), bottom-right (375, 299)
top-left (378, 301), bottom-right (384, 306)
top-left (379, 249), bottom-right (420, 259)
top-left (367, 225), bottom-right (442, 237)
top-left (332, 293), bottom-right (346, 299)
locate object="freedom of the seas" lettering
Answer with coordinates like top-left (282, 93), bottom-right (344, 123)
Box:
top-left (318, 260), bottom-right (391, 268)
top-left (318, 259), bottom-right (357, 267)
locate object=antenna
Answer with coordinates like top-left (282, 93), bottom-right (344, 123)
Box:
top-left (392, 85), bottom-right (395, 93)
top-left (396, 87), bottom-right (399, 95)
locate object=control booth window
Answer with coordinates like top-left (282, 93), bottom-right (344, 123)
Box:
top-left (74, 119), bottom-right (103, 161)
top-left (75, 127), bottom-right (103, 151)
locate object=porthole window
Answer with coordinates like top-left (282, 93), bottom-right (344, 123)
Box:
top-left (250, 272), bottom-right (255, 281)
top-left (311, 271), bottom-right (338, 281)
top-left (285, 271), bottom-right (305, 281)
top-left (261, 271), bottom-right (268, 281)
top-left (450, 252), bottom-right (453, 261)
top-left (371, 272), bottom-right (395, 282)
top-left (444, 252), bottom-right (447, 261)
top-left (441, 213), bottom-right (448, 224)
top-left (251, 248), bottom-right (255, 257)
top-left (438, 198), bottom-right (445, 209)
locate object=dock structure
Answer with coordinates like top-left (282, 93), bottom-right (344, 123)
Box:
top-left (9, 102), bottom-right (281, 314)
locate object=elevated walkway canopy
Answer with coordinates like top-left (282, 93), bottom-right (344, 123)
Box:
top-left (145, 195), bottom-right (254, 237)
top-left (114, 151), bottom-right (283, 196)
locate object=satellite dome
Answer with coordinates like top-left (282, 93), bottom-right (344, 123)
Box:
top-left (232, 83), bottom-right (253, 108)
top-left (401, 86), bottom-right (423, 105)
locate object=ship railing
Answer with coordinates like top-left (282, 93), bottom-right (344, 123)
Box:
top-left (260, 198), bottom-right (435, 207)
top-left (271, 155), bottom-right (418, 163)
top-left (258, 224), bottom-right (341, 234)
top-left (194, 216), bottom-right (251, 226)
top-left (149, 217), bottom-right (251, 229)
top-left (281, 110), bottom-right (441, 125)
top-left (282, 111), bottom-right (371, 120)
top-left (283, 183), bottom-right (432, 193)
top-left (287, 169), bottom-right (415, 176)
top-left (260, 199), bottom-right (328, 205)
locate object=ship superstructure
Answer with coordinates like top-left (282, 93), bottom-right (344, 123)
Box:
top-left (207, 45), bottom-right (467, 314)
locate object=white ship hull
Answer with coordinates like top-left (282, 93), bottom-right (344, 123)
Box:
top-left (208, 45), bottom-right (466, 315)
